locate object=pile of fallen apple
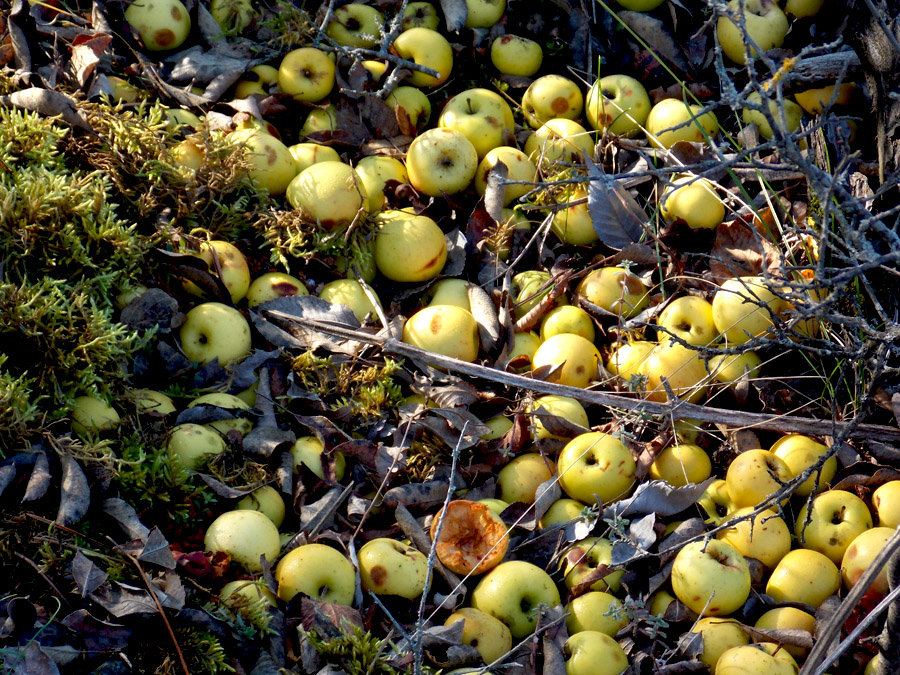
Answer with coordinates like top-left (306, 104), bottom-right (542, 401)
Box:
top-left (55, 0), bottom-right (894, 671)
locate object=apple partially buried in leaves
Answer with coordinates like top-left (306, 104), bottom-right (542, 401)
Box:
top-left (355, 155), bottom-right (409, 212)
top-left (872, 481), bottom-right (900, 528)
top-left (754, 607), bottom-right (816, 659)
top-left (220, 580), bottom-right (277, 611)
top-left (550, 186), bottom-right (600, 246)
top-left (531, 333), bottom-right (603, 389)
top-left (180, 302), bottom-right (252, 366)
top-left (325, 3), bottom-right (384, 49)
top-left (183, 240), bottom-right (251, 304)
top-left (528, 394), bottom-right (589, 441)
top-left (167, 423), bottom-right (227, 470)
top-left (246, 272), bottom-right (309, 308)
top-left (71, 396), bottom-right (120, 437)
top-left (765, 548), bottom-right (840, 608)
top-left (474, 146), bottom-right (536, 205)
top-left (290, 435), bottom-right (346, 481)
top-left (205, 509), bottom-right (281, 572)
top-left (716, 643), bottom-right (798, 675)
top-left (125, 0), bottom-right (191, 51)
top-left (402, 2), bottom-right (440, 30)
top-left (742, 92), bottom-right (803, 139)
top-left (557, 432), bottom-right (636, 505)
top-left (660, 176), bottom-right (726, 230)
top-left (358, 538), bottom-right (429, 598)
top-left (288, 143), bottom-right (341, 174)
top-left (717, 0), bottom-right (789, 66)
top-left (645, 98), bottom-right (718, 149)
top-left (464, 0), bottom-right (505, 28)
top-left (445, 607), bottom-right (512, 664)
top-left (671, 539), bottom-right (751, 616)
top-left (407, 127), bottom-right (478, 197)
top-left (794, 83), bottom-right (856, 115)
top-left (707, 351), bottom-right (763, 387)
top-left (374, 214), bottom-right (447, 282)
top-left (275, 543), bottom-right (356, 605)
top-left (522, 75), bottom-right (583, 128)
top-left (565, 631), bottom-right (629, 675)
top-left (562, 537), bottom-right (623, 593)
top-left (287, 161), bottom-right (367, 229)
top-left (236, 485), bottom-right (286, 528)
top-left (427, 278), bottom-right (471, 310)
top-left (841, 527), bottom-right (895, 599)
top-left (229, 128), bottom-right (297, 195)
top-left (188, 392), bottom-right (253, 436)
top-left (471, 560), bottom-right (561, 638)
top-left (386, 86), bottom-right (432, 130)
top-left (490, 34), bottom-right (542, 77)
top-left (524, 118), bottom-right (595, 167)
top-left (391, 27), bottom-right (453, 88)
top-left (585, 74), bottom-right (652, 137)
top-left (131, 389), bottom-right (176, 416)
top-left (319, 278), bottom-right (378, 322)
top-left (642, 340), bottom-right (710, 403)
top-left (497, 453), bottom-right (556, 504)
top-left (566, 592), bottom-right (626, 636)
top-left (210, 0), bottom-right (256, 35)
top-left (278, 47), bottom-right (336, 102)
top-left (403, 305), bottom-right (480, 363)
top-left (690, 618), bottom-right (750, 673)
top-left (540, 498), bottom-right (585, 528)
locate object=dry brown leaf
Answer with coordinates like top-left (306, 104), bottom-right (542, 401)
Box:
top-left (709, 219), bottom-right (783, 281)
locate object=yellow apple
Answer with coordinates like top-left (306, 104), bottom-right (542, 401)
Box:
top-left (649, 442), bottom-right (712, 487)
top-left (645, 98), bottom-right (718, 149)
top-left (671, 539), bottom-right (751, 616)
top-left (691, 618), bottom-right (750, 674)
top-left (742, 92), bottom-right (803, 139)
top-left (319, 278), bottom-right (378, 322)
top-left (406, 127), bottom-right (478, 196)
top-left (354, 155), bottom-right (408, 212)
top-left (606, 340), bottom-right (655, 380)
top-left (188, 392), bottom-right (253, 436)
top-left (358, 538), bottom-right (429, 598)
top-left (131, 389), bottom-right (176, 416)
top-left (444, 607), bottom-right (512, 663)
top-left (183, 240), bottom-right (251, 304)
top-left (794, 83), bottom-right (856, 115)
top-left (167, 423), bottom-right (227, 470)
top-left (490, 34), bottom-right (542, 77)
top-left (754, 607), bottom-right (815, 659)
top-left (507, 330), bottom-right (542, 370)
top-left (497, 453), bottom-right (556, 504)
top-left (180, 302), bottom-right (252, 366)
top-left (770, 433), bottom-right (836, 497)
top-left (574, 266), bottom-right (649, 318)
top-left (299, 105), bottom-right (337, 137)
top-left (766, 549), bottom-right (840, 608)
top-left (539, 498), bottom-right (586, 528)
top-left (656, 295), bottom-right (718, 345)
top-left (229, 128), bottom-right (297, 195)
top-left (401, 2), bottom-right (440, 30)
top-left (403, 305), bottom-right (480, 362)
top-left (471, 560), bottom-right (562, 638)
top-left (566, 592), bottom-right (626, 636)
top-left (716, 643), bottom-right (798, 675)
top-left (204, 509), bottom-right (281, 572)
top-left (125, 0), bottom-right (191, 51)
top-left (524, 118), bottom-right (595, 167)
top-left (872, 481), bottom-right (900, 528)
top-left (659, 175), bottom-right (726, 230)
top-left (585, 74), bottom-right (652, 137)
top-left (550, 186), bottom-right (600, 246)
top-left (564, 631), bottom-right (629, 675)
top-left (287, 143), bottom-right (341, 174)
top-left (287, 161), bottom-right (367, 229)
top-left (698, 479), bottom-right (736, 526)
top-left (427, 278), bottom-right (471, 311)
top-left (725, 449), bottom-right (791, 508)
top-left (439, 88), bottom-right (515, 160)
top-left (374, 214), bottom-right (447, 282)
top-left (539, 305), bottom-right (596, 342)
top-left (641, 340), bottom-right (710, 403)
top-left (557, 432), bottom-right (636, 504)
top-left (172, 139), bottom-right (205, 172)
top-left (290, 435), bottom-right (346, 481)
top-left (711, 276), bottom-right (788, 344)
top-left (245, 271), bottom-right (309, 308)
top-left (717, 0), bottom-right (789, 66)
top-left (562, 537), bottom-right (623, 593)
top-left (385, 86), bottom-right (432, 130)
top-left (531, 333), bottom-right (602, 389)
top-left (325, 3), bottom-right (384, 49)
top-left (278, 47), bottom-right (336, 102)
top-left (717, 506), bottom-right (791, 568)
top-left (528, 394), bottom-right (590, 441)
top-left (464, 0), bottom-right (505, 27)
top-left (474, 146), bottom-right (536, 205)
top-left (841, 527), bottom-right (895, 599)
top-left (521, 75), bottom-right (583, 128)
top-left (481, 416), bottom-right (513, 440)
top-left (210, 0), bottom-right (255, 35)
top-left (707, 351), bottom-right (763, 386)
top-left (236, 485), bottom-right (285, 528)
top-left (275, 543), bottom-right (356, 604)
top-left (392, 27), bottom-right (453, 88)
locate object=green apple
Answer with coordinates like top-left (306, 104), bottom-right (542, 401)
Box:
top-left (642, 340), bottom-right (710, 403)
top-left (513, 269), bottom-right (568, 318)
top-left (645, 98), bottom-right (718, 149)
top-left (403, 305), bottom-right (480, 362)
top-left (287, 143), bottom-right (341, 174)
top-left (497, 453), bottom-right (556, 504)
top-left (167, 423), bottom-right (227, 470)
top-left (205, 509), bottom-right (281, 572)
top-left (539, 498), bottom-right (586, 528)
top-left (183, 240), bottom-right (251, 304)
top-left (564, 631), bottom-right (629, 675)
top-left (539, 305), bottom-right (595, 343)
top-left (229, 127), bottom-right (297, 195)
top-left (444, 607), bottom-right (512, 664)
top-left (742, 92), bottom-right (803, 139)
top-left (614, 0), bottom-right (665, 9)
top-left (872, 481), bottom-right (900, 528)
top-left (711, 276), bottom-right (788, 344)
top-left (557, 432), bottom-right (636, 505)
top-left (210, 0), bottom-right (255, 35)
top-left (754, 607), bottom-right (815, 659)
top-left (562, 537), bottom-right (623, 593)
top-left (490, 34), bottom-right (542, 77)
top-left (528, 394), bottom-right (589, 441)
top-left (649, 442), bottom-right (712, 487)
top-left (697, 478), bottom-right (737, 526)
top-left (172, 139), bottom-right (205, 173)
top-left (657, 295), bottom-right (718, 345)
top-left (566, 592), bottom-right (626, 636)
top-left (521, 75), bottom-right (583, 128)
top-left (717, 0), bottom-right (789, 66)
top-left (385, 86), bottom-right (432, 130)
top-left (574, 266), bottom-right (649, 318)
top-left (245, 271), bottom-right (309, 308)
top-left (355, 155), bottom-right (409, 212)
top-left (188, 392), bottom-right (253, 436)
top-left (770, 433), bottom-right (836, 497)
top-left (766, 548), bottom-right (840, 608)
top-left (464, 0), bottom-right (505, 28)
top-left (481, 415), bottom-right (513, 440)
top-left (374, 214), bottom-right (447, 282)
top-left (325, 3), bottom-right (384, 49)
top-left (671, 539), bottom-right (751, 616)
top-left (358, 538), bottom-right (429, 598)
top-left (236, 485), bottom-right (285, 528)
top-left (524, 118), bottom-right (595, 167)
top-left (124, 0), bottom-right (191, 51)
top-left (180, 302), bottom-right (252, 366)
top-left (550, 186), bottom-right (600, 246)
top-left (392, 27), bottom-right (453, 88)
top-left (478, 497), bottom-right (510, 516)
top-left (716, 643), bottom-right (798, 675)
top-left (531, 333), bottom-right (603, 389)
top-left (585, 74), bottom-right (651, 137)
top-left (841, 527), bottom-right (895, 599)
top-left (131, 389), bottom-right (176, 416)
top-left (402, 2), bottom-right (440, 30)
top-left (234, 64), bottom-right (279, 99)
top-left (659, 175), bottom-right (726, 230)
top-left (406, 127), bottom-right (478, 196)
top-left (70, 395), bottom-right (120, 437)
top-left (319, 278), bottom-right (379, 322)
top-left (275, 543), bottom-right (356, 604)
top-left (220, 579), bottom-right (277, 610)
top-left (299, 105), bottom-right (337, 137)
top-left (474, 146), bottom-right (536, 205)
top-left (718, 506), bottom-right (791, 568)
top-left (290, 435), bottom-right (346, 481)
top-left (471, 560), bottom-right (562, 638)
top-left (691, 617), bottom-right (750, 674)
top-left (287, 161), bottom-right (367, 229)
top-left (725, 449), bottom-right (791, 508)
top-left (707, 351), bottom-right (763, 387)
top-left (278, 47), bottom-right (336, 102)
top-left (507, 330), bottom-right (542, 370)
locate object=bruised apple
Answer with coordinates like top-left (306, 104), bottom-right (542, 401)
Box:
top-left (531, 333), bottom-right (602, 389)
top-left (204, 509), bottom-right (281, 572)
top-left (374, 214), bottom-right (447, 282)
top-left (358, 538), bottom-right (429, 598)
top-left (402, 305), bottom-right (479, 362)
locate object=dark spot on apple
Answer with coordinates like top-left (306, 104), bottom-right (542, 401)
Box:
top-left (829, 537), bottom-right (839, 546)
top-left (471, 638), bottom-right (479, 647)
top-left (170, 5), bottom-right (182, 19)
top-left (520, 597), bottom-right (532, 613)
top-left (273, 282), bottom-right (299, 297)
top-left (154, 29), bottom-right (176, 47)
top-left (486, 115), bottom-right (500, 128)
top-left (345, 17), bottom-right (361, 30)
top-left (369, 565), bottom-right (387, 586)
top-left (575, 365), bottom-right (585, 375)
top-left (676, 322), bottom-right (691, 331)
top-left (500, 35), bottom-right (513, 44)
top-left (429, 314), bottom-right (443, 334)
top-left (551, 97), bottom-right (569, 114)
top-left (602, 89), bottom-right (615, 99)
top-left (266, 146), bottom-right (277, 166)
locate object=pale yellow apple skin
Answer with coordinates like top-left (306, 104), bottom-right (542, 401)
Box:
top-left (784, 0), bottom-right (824, 16)
top-left (374, 215), bottom-right (447, 282)
top-left (490, 34), bottom-right (542, 77)
top-left (718, 506), bottom-right (791, 568)
top-left (478, 497), bottom-right (510, 516)
top-left (550, 186), bottom-right (600, 246)
top-left (872, 481), bottom-right (900, 528)
top-left (642, 341), bottom-right (710, 403)
top-left (539, 305), bottom-right (595, 343)
top-left (564, 630), bottom-right (629, 675)
top-left (444, 607), bottom-right (512, 663)
top-left (660, 176), bottom-right (726, 230)
top-left (557, 432), bottom-right (636, 504)
top-left (522, 75), bottom-right (583, 128)
top-left (770, 433), bottom-right (837, 497)
top-left (355, 155), bottom-right (409, 212)
top-left (205, 509), bottom-right (281, 572)
top-left (402, 305), bottom-right (480, 362)
top-left (439, 88), bottom-right (516, 160)
top-left (325, 4), bottom-right (384, 49)
top-left (657, 295), bottom-right (718, 345)
top-left (528, 394), bottom-right (589, 440)
top-left (507, 330), bottom-right (542, 370)
top-left (319, 278), bottom-right (378, 322)
top-left (71, 396), bottom-right (120, 437)
top-left (754, 607), bottom-right (816, 659)
top-left (471, 560), bottom-right (562, 638)
top-left (290, 435), bottom-right (346, 481)
top-left (287, 161), bottom-right (367, 229)
top-left (698, 479), bottom-right (737, 526)
top-left (562, 537), bottom-right (623, 593)
top-left (229, 128), bottom-right (297, 195)
top-left (236, 485), bottom-right (285, 528)
top-left (513, 270), bottom-right (568, 318)
top-left (574, 267), bottom-right (649, 318)
top-left (180, 302), bottom-right (252, 366)
top-left (707, 351), bottom-right (763, 386)
top-left (565, 592), bottom-right (626, 636)
top-left (712, 276), bottom-right (787, 345)
top-left (649, 442), bottom-right (712, 487)
top-left (167, 423), bottom-right (227, 470)
top-left (691, 618), bottom-right (750, 674)
top-left (585, 74), bottom-right (652, 137)
top-left (794, 83), bottom-right (856, 115)
top-left (645, 98), bottom-right (718, 149)
top-left (407, 127), bottom-right (478, 196)
top-left (474, 146), bottom-right (536, 205)
top-left (725, 449), bottom-right (791, 508)
top-left (671, 539), bottom-right (751, 616)
top-left (288, 143), bottom-right (341, 174)
top-left (497, 453), bottom-right (556, 504)
top-left (246, 272), bottom-right (309, 308)
top-left (742, 92), bottom-right (803, 139)
top-left (464, 0), bottom-right (505, 28)
top-left (717, 0), bottom-right (789, 66)
top-left (172, 139), bottom-right (205, 172)
top-left (186, 240), bottom-right (251, 304)
top-left (392, 27), bottom-right (453, 88)
top-left (841, 527), bottom-right (895, 598)
top-left (531, 333), bottom-right (603, 389)
top-left (401, 2), bottom-right (440, 30)
top-left (125, 0), bottom-right (191, 51)
top-left (188, 392), bottom-right (253, 436)
top-left (275, 543), bottom-right (356, 605)
top-left (606, 340), bottom-right (655, 379)
top-left (299, 106), bottom-right (337, 137)
top-left (481, 416), bottom-right (512, 440)
top-left (385, 86), bottom-right (432, 130)
top-left (716, 643), bottom-right (798, 675)
top-left (766, 548), bottom-right (840, 608)
top-left (427, 278), bottom-right (471, 311)
top-left (358, 538), bottom-right (429, 598)
top-left (132, 389), bottom-right (177, 416)
top-left (539, 498), bottom-right (586, 528)
top-left (278, 47), bottom-right (336, 102)
top-left (524, 118), bottom-right (595, 166)
top-left (220, 580), bottom-right (277, 609)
